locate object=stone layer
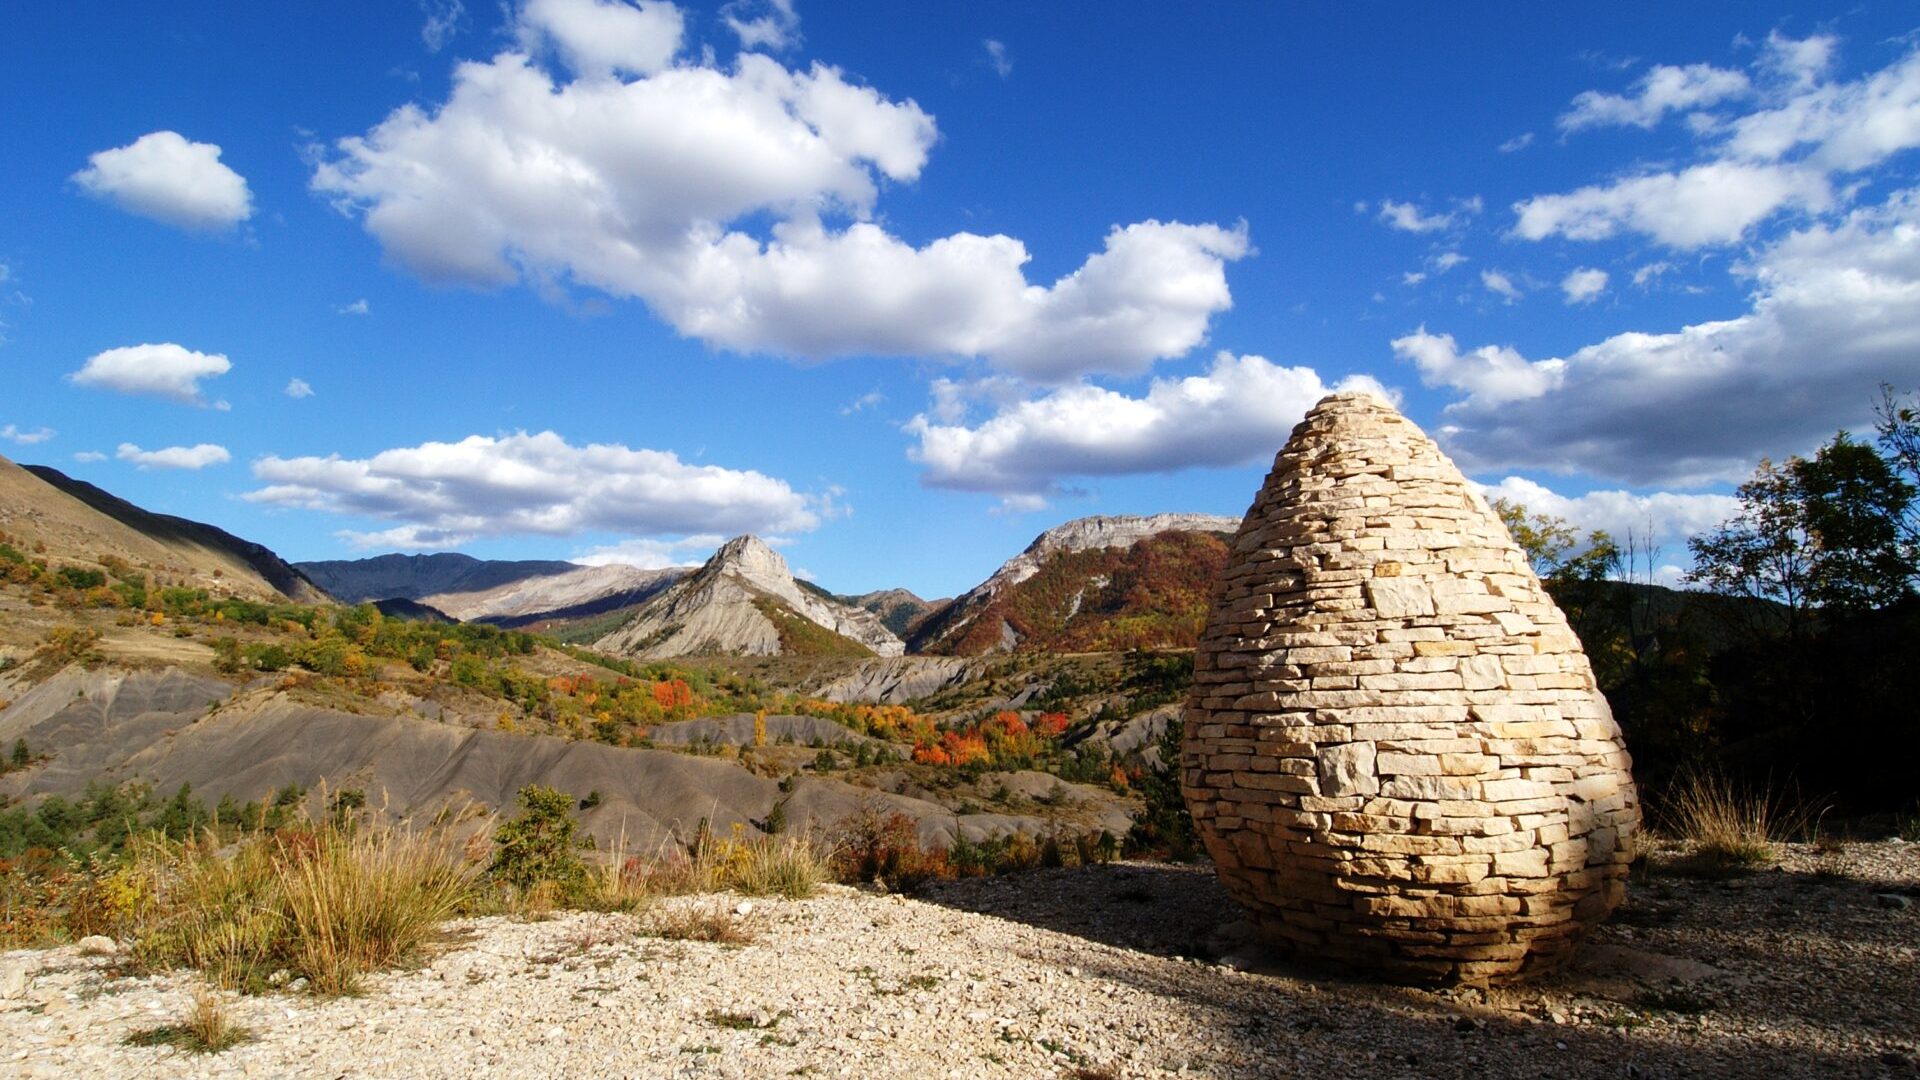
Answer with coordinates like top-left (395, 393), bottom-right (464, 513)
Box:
top-left (1182, 392), bottom-right (1640, 985)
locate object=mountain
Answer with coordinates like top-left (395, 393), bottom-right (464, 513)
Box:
top-left (842, 588), bottom-right (945, 638)
top-left (910, 513), bottom-right (1241, 655)
top-left (0, 455), bottom-right (328, 603)
top-left (425, 562), bottom-right (690, 628)
top-left (295, 552), bottom-right (579, 604)
top-left (593, 536), bottom-right (905, 659)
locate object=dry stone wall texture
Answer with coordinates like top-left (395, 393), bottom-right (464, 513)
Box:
top-left (1183, 392), bottom-right (1640, 985)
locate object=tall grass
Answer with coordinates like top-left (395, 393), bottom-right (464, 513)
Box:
top-left (128, 822), bottom-right (480, 994)
top-left (1661, 767), bottom-right (1826, 872)
top-left (603, 826), bottom-right (829, 902)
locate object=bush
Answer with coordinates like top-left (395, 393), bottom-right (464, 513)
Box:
top-left (1125, 718), bottom-right (1198, 860)
top-left (488, 785), bottom-right (591, 898)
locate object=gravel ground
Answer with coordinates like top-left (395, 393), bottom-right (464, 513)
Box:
top-left (3, 841), bottom-right (1915, 1079)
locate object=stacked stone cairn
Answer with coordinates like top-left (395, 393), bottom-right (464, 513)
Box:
top-left (1183, 391), bottom-right (1640, 985)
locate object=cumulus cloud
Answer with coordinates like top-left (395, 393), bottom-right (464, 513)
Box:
top-left (905, 352), bottom-right (1386, 500)
top-left (245, 430), bottom-right (820, 549)
top-left (1561, 267), bottom-right (1609, 304)
top-left (1558, 63), bottom-right (1751, 132)
top-left (574, 533), bottom-right (724, 567)
top-left (1498, 132), bottom-right (1535, 153)
top-left (311, 15), bottom-right (1248, 380)
top-left (72, 451), bottom-right (106, 464)
top-left (337, 299), bottom-right (370, 315)
top-left (285, 378), bottom-right (315, 399)
top-left (70, 343), bottom-right (231, 407)
top-left (1480, 268), bottom-right (1522, 303)
top-left (72, 132), bottom-right (252, 230)
top-left (1392, 328), bottom-right (1563, 406)
top-left (1479, 476), bottom-right (1739, 555)
top-left (1513, 161), bottom-right (1831, 248)
top-left (1, 424), bottom-right (54, 445)
top-left (1517, 36), bottom-right (1920, 248)
top-left (117, 442), bottom-right (231, 470)
top-left (983, 39), bottom-right (1011, 78)
top-left (1410, 186), bottom-right (1920, 486)
top-left (721, 0), bottom-right (799, 51)
top-left (519, 0), bottom-right (684, 77)
top-left (1431, 251), bottom-right (1469, 273)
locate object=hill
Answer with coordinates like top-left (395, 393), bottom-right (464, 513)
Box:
top-left (0, 454), bottom-right (327, 603)
top-left (911, 513), bottom-right (1239, 655)
top-left (594, 536), bottom-right (904, 659)
top-left (295, 552), bottom-right (578, 604)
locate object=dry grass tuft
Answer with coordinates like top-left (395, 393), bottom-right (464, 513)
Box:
top-left (645, 903), bottom-right (755, 945)
top-left (127, 821), bottom-right (480, 994)
top-left (125, 983), bottom-right (249, 1053)
top-left (1661, 767), bottom-right (1825, 875)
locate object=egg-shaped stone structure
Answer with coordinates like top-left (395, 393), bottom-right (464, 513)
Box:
top-left (1183, 391), bottom-right (1640, 985)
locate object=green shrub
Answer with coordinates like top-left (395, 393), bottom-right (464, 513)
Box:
top-left (488, 785), bottom-right (591, 897)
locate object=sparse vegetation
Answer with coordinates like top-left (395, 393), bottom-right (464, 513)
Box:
top-left (125, 983), bottom-right (250, 1053)
top-left (124, 820), bottom-right (480, 994)
top-left (1661, 767), bottom-right (1825, 873)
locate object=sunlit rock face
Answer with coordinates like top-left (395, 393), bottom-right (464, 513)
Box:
top-left (1183, 392), bottom-right (1640, 985)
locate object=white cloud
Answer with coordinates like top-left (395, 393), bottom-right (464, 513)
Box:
top-left (839, 390), bottom-right (883, 415)
top-left (905, 351), bottom-right (1386, 497)
top-left (1478, 476), bottom-right (1739, 552)
top-left (575, 533), bottom-right (723, 567)
top-left (72, 451), bottom-right (106, 464)
top-left (245, 430), bottom-right (820, 548)
top-left (721, 0), bottom-right (799, 52)
top-left (1518, 37), bottom-right (1920, 249)
top-left (1431, 251), bottom-right (1469, 273)
top-left (1512, 161), bottom-right (1831, 248)
top-left (117, 442), bottom-right (231, 470)
top-left (1498, 132), bottom-right (1534, 153)
top-left (420, 0), bottom-right (465, 52)
top-left (1375, 198), bottom-right (1475, 233)
top-left (1724, 42), bottom-right (1920, 171)
top-left (1561, 267), bottom-right (1609, 304)
top-left (519, 0), bottom-right (684, 78)
top-left (1631, 261), bottom-right (1672, 287)
top-left (1, 424), bottom-right (54, 445)
top-left (983, 39), bottom-right (1011, 78)
top-left (70, 343), bottom-right (232, 406)
top-left (285, 378), bottom-right (315, 399)
top-left (1411, 186), bottom-right (1920, 486)
top-left (337, 298), bottom-right (370, 315)
top-left (1558, 63), bottom-right (1751, 132)
top-left (1401, 271), bottom-right (1427, 286)
top-left (311, 39), bottom-right (1248, 380)
top-left (72, 131), bottom-right (253, 230)
top-left (1392, 327), bottom-right (1563, 406)
top-left (1480, 268), bottom-right (1522, 303)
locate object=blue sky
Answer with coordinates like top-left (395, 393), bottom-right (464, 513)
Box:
top-left (4, 1), bottom-right (1918, 598)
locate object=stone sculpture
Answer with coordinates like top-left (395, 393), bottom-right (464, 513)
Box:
top-left (1183, 391), bottom-right (1640, 984)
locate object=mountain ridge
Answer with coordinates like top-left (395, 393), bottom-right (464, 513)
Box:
top-left (593, 536), bottom-right (905, 659)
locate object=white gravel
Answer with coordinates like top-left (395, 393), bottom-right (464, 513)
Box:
top-left (3, 843), bottom-right (1915, 1078)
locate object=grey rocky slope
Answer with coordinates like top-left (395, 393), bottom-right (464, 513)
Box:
top-left (910, 512), bottom-right (1241, 652)
top-left (295, 552), bottom-right (579, 605)
top-left (0, 667), bottom-right (1069, 849)
top-left (594, 536), bottom-right (904, 659)
top-left (423, 562), bottom-right (689, 625)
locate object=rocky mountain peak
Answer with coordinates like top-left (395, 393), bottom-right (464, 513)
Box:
top-left (706, 535), bottom-right (789, 587)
